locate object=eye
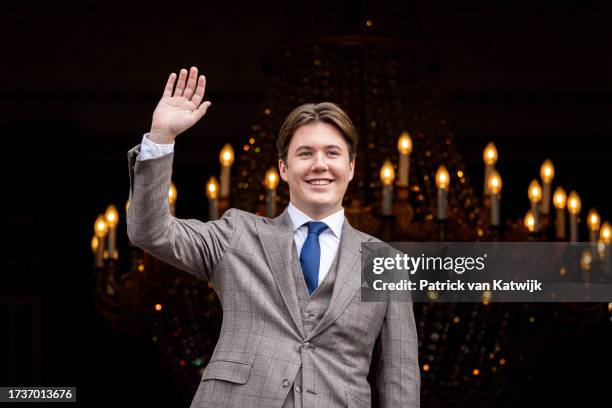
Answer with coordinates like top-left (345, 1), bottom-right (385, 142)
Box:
top-left (327, 151), bottom-right (340, 156)
top-left (299, 151), bottom-right (312, 157)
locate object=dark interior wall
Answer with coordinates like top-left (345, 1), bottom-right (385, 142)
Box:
top-left (1, 0), bottom-right (611, 405)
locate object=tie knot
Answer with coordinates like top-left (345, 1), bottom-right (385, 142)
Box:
top-left (305, 221), bottom-right (328, 236)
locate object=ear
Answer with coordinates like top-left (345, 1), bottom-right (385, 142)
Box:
top-left (348, 158), bottom-right (355, 182)
top-left (279, 159), bottom-right (288, 182)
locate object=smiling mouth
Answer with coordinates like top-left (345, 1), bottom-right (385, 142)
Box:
top-left (306, 179), bottom-right (334, 186)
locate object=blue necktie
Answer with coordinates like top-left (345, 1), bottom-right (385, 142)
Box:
top-left (299, 221), bottom-right (329, 295)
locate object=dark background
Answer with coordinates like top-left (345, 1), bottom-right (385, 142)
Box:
top-left (1, 0), bottom-right (611, 406)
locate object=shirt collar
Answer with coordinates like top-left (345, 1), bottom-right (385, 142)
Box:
top-left (287, 202), bottom-right (344, 239)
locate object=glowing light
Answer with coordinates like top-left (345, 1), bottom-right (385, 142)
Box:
top-left (168, 182), bottom-right (177, 205)
top-left (219, 144), bottom-right (235, 166)
top-left (487, 170), bottom-right (502, 194)
top-left (553, 187), bottom-right (567, 209)
top-left (567, 191), bottom-right (581, 215)
top-left (435, 165), bottom-right (450, 190)
top-left (94, 215), bottom-right (109, 238)
top-left (528, 179), bottom-right (542, 203)
top-left (264, 167), bottom-right (279, 190)
top-left (397, 131), bottom-right (413, 155)
top-left (600, 222), bottom-right (611, 244)
top-left (483, 143), bottom-right (498, 165)
top-left (524, 210), bottom-right (535, 232)
top-left (104, 205), bottom-right (119, 228)
top-left (206, 177), bottom-right (219, 199)
top-left (540, 159), bottom-right (555, 183)
top-left (587, 209), bottom-right (601, 232)
top-left (380, 160), bottom-right (395, 185)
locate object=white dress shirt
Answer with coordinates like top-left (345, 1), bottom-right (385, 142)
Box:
top-left (136, 133), bottom-right (345, 284)
top-left (286, 202), bottom-right (344, 285)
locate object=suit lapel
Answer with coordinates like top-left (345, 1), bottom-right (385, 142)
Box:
top-left (307, 218), bottom-right (371, 339)
top-left (256, 208), bottom-right (305, 338)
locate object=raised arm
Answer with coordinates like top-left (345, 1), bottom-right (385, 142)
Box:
top-left (126, 67), bottom-right (235, 281)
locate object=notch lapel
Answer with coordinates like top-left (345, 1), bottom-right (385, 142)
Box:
top-left (256, 208), bottom-right (305, 338)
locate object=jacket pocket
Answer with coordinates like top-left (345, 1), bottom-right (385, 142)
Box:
top-left (202, 357), bottom-right (253, 385)
top-left (345, 390), bottom-right (370, 408)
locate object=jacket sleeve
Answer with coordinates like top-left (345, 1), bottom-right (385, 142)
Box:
top-left (371, 271), bottom-right (421, 407)
top-left (126, 144), bottom-right (238, 281)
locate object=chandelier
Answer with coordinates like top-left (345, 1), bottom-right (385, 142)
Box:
top-left (91, 32), bottom-right (611, 408)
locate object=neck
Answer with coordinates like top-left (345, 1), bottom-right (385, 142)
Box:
top-left (290, 201), bottom-right (342, 221)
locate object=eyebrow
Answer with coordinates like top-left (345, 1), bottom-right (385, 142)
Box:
top-left (294, 145), bottom-right (343, 151)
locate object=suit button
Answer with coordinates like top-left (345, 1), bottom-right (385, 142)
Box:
top-left (282, 379), bottom-right (290, 388)
top-left (295, 386), bottom-right (302, 393)
top-left (302, 341), bottom-right (311, 350)
top-left (303, 312), bottom-right (311, 319)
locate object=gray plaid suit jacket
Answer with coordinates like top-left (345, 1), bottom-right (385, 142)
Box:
top-left (126, 144), bottom-right (420, 408)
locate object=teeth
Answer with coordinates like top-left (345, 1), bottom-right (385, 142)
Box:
top-left (308, 179), bottom-right (331, 185)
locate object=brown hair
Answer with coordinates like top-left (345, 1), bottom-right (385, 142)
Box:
top-left (277, 102), bottom-right (359, 163)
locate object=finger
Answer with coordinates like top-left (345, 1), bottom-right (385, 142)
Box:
top-left (183, 66), bottom-right (198, 100)
top-left (191, 75), bottom-right (206, 107)
top-left (162, 72), bottom-right (177, 97)
top-left (174, 68), bottom-right (188, 97)
top-left (191, 100), bottom-right (212, 122)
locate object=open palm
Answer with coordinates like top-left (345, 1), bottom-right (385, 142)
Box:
top-left (150, 67), bottom-right (211, 143)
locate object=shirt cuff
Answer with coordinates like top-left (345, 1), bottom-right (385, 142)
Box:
top-left (137, 133), bottom-right (175, 161)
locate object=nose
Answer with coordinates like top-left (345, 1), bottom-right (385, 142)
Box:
top-left (311, 151), bottom-right (329, 171)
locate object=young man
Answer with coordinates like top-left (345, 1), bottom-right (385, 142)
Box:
top-left (127, 66), bottom-right (420, 408)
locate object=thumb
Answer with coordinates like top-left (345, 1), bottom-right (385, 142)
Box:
top-left (192, 101), bottom-right (212, 122)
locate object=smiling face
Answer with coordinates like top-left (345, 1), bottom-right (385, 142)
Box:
top-left (279, 122), bottom-right (355, 220)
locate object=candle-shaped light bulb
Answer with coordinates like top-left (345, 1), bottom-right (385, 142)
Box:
top-left (483, 143), bottom-right (498, 166)
top-left (206, 177), bottom-right (219, 200)
top-left (93, 214), bottom-right (108, 267)
top-left (380, 160), bottom-right (395, 215)
top-left (539, 159), bottom-right (554, 215)
top-left (264, 167), bottom-right (279, 217)
top-left (206, 176), bottom-right (219, 220)
top-left (567, 191), bottom-right (581, 215)
top-left (435, 165), bottom-right (450, 190)
top-left (540, 159), bottom-right (555, 183)
top-left (600, 221), bottom-right (612, 244)
top-left (482, 142), bottom-right (497, 195)
top-left (553, 187), bottom-right (567, 239)
top-left (435, 165), bottom-right (450, 221)
top-left (264, 167), bottom-right (280, 190)
top-left (487, 170), bottom-right (502, 227)
top-left (104, 204), bottom-right (119, 260)
top-left (104, 205), bottom-right (118, 228)
top-left (219, 143), bottom-right (235, 167)
top-left (587, 209), bottom-right (601, 243)
top-left (528, 179), bottom-right (543, 203)
top-left (528, 179), bottom-right (542, 232)
top-left (168, 182), bottom-right (177, 205)
top-left (168, 181), bottom-right (177, 215)
top-left (553, 187), bottom-right (567, 209)
top-left (219, 143), bottom-right (235, 198)
top-left (397, 132), bottom-right (412, 187)
top-left (524, 210), bottom-right (535, 233)
top-left (380, 160), bottom-right (395, 185)
top-left (95, 214), bottom-right (109, 238)
top-left (567, 191), bottom-right (581, 242)
top-left (487, 170), bottom-right (502, 194)
top-left (91, 236), bottom-right (99, 253)
top-left (397, 132), bottom-right (412, 155)
top-left (587, 209), bottom-right (601, 231)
